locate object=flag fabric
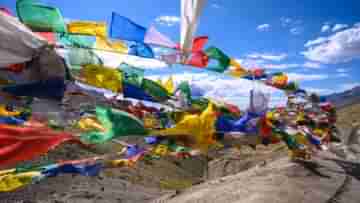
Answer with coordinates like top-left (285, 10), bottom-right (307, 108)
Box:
top-left (205, 46), bottom-right (231, 73)
top-left (152, 103), bottom-right (217, 152)
top-left (144, 26), bottom-right (176, 48)
top-left (16, 3), bottom-right (67, 33)
top-left (123, 82), bottom-right (157, 102)
top-left (267, 73), bottom-right (288, 88)
top-left (216, 112), bottom-right (258, 133)
top-left (95, 37), bottom-right (128, 54)
top-left (228, 59), bottom-right (248, 78)
top-left (185, 51), bottom-right (208, 67)
top-left (163, 76), bottom-right (175, 94)
top-left (67, 21), bottom-right (107, 38)
top-left (42, 163), bottom-right (102, 177)
top-left (0, 77), bottom-right (13, 86)
top-left (242, 68), bottom-right (267, 80)
top-left (0, 105), bottom-right (22, 117)
top-left (160, 53), bottom-right (181, 65)
top-left (119, 63), bottom-right (144, 87)
top-left (80, 106), bottom-right (148, 144)
top-left (176, 81), bottom-right (192, 103)
top-left (65, 47), bottom-right (103, 70)
top-left (0, 117), bottom-right (26, 125)
top-left (2, 78), bottom-right (66, 101)
top-left (0, 11), bottom-right (46, 67)
top-left (0, 124), bottom-right (81, 167)
top-left (0, 171), bottom-right (41, 192)
top-left (192, 36), bottom-right (208, 52)
top-left (56, 33), bottom-right (96, 48)
top-left (180, 0), bottom-right (206, 53)
top-left (110, 12), bottom-right (146, 42)
top-left (128, 42), bottom-right (154, 58)
top-left (81, 64), bottom-right (123, 93)
top-left (35, 32), bottom-right (56, 44)
top-left (141, 79), bottom-right (170, 102)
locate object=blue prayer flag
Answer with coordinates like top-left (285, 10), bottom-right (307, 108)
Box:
top-left (110, 12), bottom-right (146, 42)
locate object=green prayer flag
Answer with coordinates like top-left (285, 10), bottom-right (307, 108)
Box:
top-left (119, 63), bottom-right (144, 87)
top-left (273, 129), bottom-right (300, 150)
top-left (141, 79), bottom-right (170, 102)
top-left (66, 47), bottom-right (103, 71)
top-left (205, 46), bottom-right (231, 73)
top-left (80, 106), bottom-right (148, 144)
top-left (57, 33), bottom-right (96, 48)
top-left (17, 2), bottom-right (67, 33)
top-left (190, 98), bottom-right (209, 111)
top-left (177, 81), bottom-right (192, 102)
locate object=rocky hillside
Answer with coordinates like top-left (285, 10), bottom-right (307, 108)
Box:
top-left (326, 86), bottom-right (360, 109)
top-left (154, 126), bottom-right (360, 203)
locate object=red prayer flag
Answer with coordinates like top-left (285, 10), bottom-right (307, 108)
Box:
top-left (185, 51), bottom-right (209, 67)
top-left (7, 63), bottom-right (25, 73)
top-left (0, 124), bottom-right (83, 167)
top-left (35, 32), bottom-right (56, 44)
top-left (175, 36), bottom-right (208, 52)
top-left (192, 36), bottom-right (208, 52)
top-left (250, 68), bottom-right (265, 77)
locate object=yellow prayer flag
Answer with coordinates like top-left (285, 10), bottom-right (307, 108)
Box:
top-left (0, 105), bottom-right (22, 117)
top-left (152, 144), bottom-right (169, 156)
top-left (0, 172), bottom-right (40, 192)
top-left (272, 74), bottom-right (288, 87)
top-left (96, 37), bottom-right (128, 54)
top-left (77, 117), bottom-right (106, 132)
top-left (0, 77), bottom-right (13, 86)
top-left (164, 76), bottom-right (175, 94)
top-left (67, 21), bottom-right (107, 38)
top-left (228, 59), bottom-right (248, 78)
top-left (152, 103), bottom-right (217, 153)
top-left (81, 64), bottom-right (123, 93)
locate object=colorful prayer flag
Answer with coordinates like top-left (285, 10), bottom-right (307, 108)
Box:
top-left (110, 12), bottom-right (146, 42)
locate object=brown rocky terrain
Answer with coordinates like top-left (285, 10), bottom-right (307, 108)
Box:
top-left (0, 96), bottom-right (359, 203)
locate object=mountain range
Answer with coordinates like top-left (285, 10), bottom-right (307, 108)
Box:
top-left (326, 86), bottom-right (360, 108)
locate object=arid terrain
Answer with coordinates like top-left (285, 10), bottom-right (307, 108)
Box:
top-left (0, 98), bottom-right (359, 203)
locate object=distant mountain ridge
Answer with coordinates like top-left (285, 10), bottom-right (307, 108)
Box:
top-left (325, 86), bottom-right (360, 108)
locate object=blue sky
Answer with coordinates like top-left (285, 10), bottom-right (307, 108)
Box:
top-left (2, 0), bottom-right (360, 106)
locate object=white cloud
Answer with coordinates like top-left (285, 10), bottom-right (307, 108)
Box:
top-left (337, 73), bottom-right (349, 77)
top-left (262, 62), bottom-right (321, 70)
top-left (287, 73), bottom-right (329, 81)
top-left (336, 68), bottom-right (347, 73)
top-left (280, 17), bottom-right (303, 35)
top-left (304, 37), bottom-right (328, 47)
top-left (321, 24), bottom-right (331, 32)
top-left (234, 58), bottom-right (265, 69)
top-left (303, 62), bottom-right (321, 69)
top-left (305, 87), bottom-right (334, 95)
top-left (211, 3), bottom-right (221, 8)
top-left (280, 17), bottom-right (295, 27)
top-left (145, 67), bottom-right (287, 108)
top-left (155, 16), bottom-right (180, 26)
top-left (339, 82), bottom-right (360, 91)
top-left (355, 22), bottom-right (360, 27)
top-left (290, 27), bottom-right (303, 35)
top-left (93, 50), bottom-right (168, 69)
top-left (247, 53), bottom-right (287, 61)
top-left (256, 24), bottom-right (271, 32)
top-left (332, 24), bottom-right (349, 32)
top-left (264, 63), bottom-right (300, 70)
top-left (302, 25), bottom-right (360, 64)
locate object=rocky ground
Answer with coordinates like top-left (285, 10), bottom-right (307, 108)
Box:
top-left (0, 98), bottom-right (359, 203)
